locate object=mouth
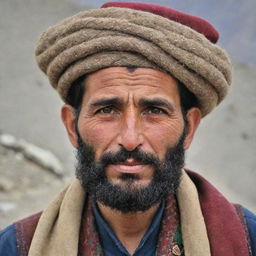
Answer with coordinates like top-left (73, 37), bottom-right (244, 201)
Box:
top-left (109, 158), bottom-right (149, 174)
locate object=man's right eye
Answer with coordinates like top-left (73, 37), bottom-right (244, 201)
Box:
top-left (97, 106), bottom-right (116, 114)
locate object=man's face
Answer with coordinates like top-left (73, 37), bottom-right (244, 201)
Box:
top-left (78, 67), bottom-right (185, 181)
top-left (62, 67), bottom-right (201, 212)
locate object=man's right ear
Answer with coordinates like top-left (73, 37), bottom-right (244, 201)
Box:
top-left (61, 104), bottom-right (78, 148)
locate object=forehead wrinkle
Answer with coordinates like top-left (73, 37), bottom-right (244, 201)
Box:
top-left (87, 83), bottom-right (179, 107)
top-left (97, 72), bottom-right (169, 88)
top-left (85, 68), bottom-right (180, 108)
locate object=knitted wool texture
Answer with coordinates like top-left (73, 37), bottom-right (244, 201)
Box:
top-left (35, 7), bottom-right (232, 116)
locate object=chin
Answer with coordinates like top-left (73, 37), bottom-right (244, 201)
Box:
top-left (110, 173), bottom-right (151, 189)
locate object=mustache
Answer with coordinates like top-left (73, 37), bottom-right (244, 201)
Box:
top-left (99, 147), bottom-right (161, 167)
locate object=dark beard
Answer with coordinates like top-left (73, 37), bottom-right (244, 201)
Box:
top-left (75, 132), bottom-right (185, 213)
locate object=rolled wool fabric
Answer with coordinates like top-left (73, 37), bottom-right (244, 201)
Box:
top-left (35, 3), bottom-right (232, 116)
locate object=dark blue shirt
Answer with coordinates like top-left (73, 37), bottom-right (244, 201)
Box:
top-left (92, 201), bottom-right (165, 256)
top-left (0, 225), bottom-right (17, 256)
top-left (244, 208), bottom-right (256, 254)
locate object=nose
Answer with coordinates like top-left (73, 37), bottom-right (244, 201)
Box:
top-left (117, 110), bottom-right (144, 151)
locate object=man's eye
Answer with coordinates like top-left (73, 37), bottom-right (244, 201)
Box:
top-left (98, 106), bottom-right (116, 114)
top-left (145, 107), bottom-right (166, 115)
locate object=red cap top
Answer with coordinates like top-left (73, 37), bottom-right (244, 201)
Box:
top-left (101, 2), bottom-right (219, 43)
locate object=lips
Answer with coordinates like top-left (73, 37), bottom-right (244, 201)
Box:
top-left (109, 158), bottom-right (149, 174)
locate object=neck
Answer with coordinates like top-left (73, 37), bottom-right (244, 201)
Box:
top-left (97, 201), bottom-right (160, 255)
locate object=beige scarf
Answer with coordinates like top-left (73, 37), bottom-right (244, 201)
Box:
top-left (28, 170), bottom-right (211, 256)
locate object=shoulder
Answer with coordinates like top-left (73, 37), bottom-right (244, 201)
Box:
top-left (0, 212), bottom-right (42, 256)
top-left (0, 224), bottom-right (17, 256)
top-left (243, 208), bottom-right (256, 254)
top-left (14, 212), bottom-right (42, 255)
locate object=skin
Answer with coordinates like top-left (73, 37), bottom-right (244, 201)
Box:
top-left (62, 67), bottom-right (201, 254)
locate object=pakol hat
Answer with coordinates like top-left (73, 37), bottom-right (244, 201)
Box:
top-left (35, 1), bottom-right (232, 116)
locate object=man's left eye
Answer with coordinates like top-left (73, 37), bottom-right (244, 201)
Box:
top-left (145, 107), bottom-right (165, 115)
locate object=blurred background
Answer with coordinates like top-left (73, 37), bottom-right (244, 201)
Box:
top-left (0, 0), bottom-right (255, 228)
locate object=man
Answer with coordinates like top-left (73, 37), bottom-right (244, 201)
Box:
top-left (0, 2), bottom-right (255, 255)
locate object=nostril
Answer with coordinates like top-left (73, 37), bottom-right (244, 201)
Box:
top-left (118, 131), bottom-right (143, 150)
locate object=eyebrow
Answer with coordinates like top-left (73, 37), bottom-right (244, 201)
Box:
top-left (138, 98), bottom-right (174, 111)
top-left (89, 97), bottom-right (174, 111)
top-left (90, 97), bottom-right (122, 108)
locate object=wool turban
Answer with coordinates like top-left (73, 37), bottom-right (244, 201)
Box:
top-left (35, 1), bottom-right (232, 116)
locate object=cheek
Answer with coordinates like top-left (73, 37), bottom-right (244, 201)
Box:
top-left (144, 120), bottom-right (184, 155)
top-left (78, 119), bottom-right (119, 157)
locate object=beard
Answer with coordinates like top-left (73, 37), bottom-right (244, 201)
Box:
top-left (75, 131), bottom-right (186, 213)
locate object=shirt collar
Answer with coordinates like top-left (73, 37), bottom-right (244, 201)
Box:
top-left (92, 201), bottom-right (165, 255)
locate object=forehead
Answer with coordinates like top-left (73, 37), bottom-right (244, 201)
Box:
top-left (83, 67), bottom-right (180, 102)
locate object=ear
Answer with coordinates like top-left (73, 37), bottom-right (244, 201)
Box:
top-left (61, 104), bottom-right (78, 148)
top-left (183, 107), bottom-right (201, 149)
